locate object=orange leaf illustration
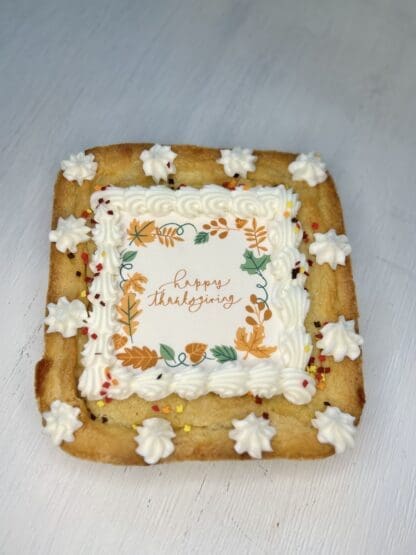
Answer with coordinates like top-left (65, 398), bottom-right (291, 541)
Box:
top-left (244, 218), bottom-right (268, 254)
top-left (127, 219), bottom-right (156, 247)
top-left (116, 292), bottom-right (140, 338)
top-left (185, 342), bottom-right (208, 363)
top-left (235, 218), bottom-right (247, 229)
top-left (234, 325), bottom-right (277, 359)
top-left (156, 226), bottom-right (184, 247)
top-left (116, 346), bottom-right (159, 370)
top-left (112, 333), bottom-right (128, 351)
top-left (124, 272), bottom-right (148, 293)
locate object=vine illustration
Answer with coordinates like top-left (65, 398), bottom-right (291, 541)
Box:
top-left (112, 216), bottom-right (277, 371)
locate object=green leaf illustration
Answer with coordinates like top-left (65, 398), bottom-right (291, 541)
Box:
top-left (194, 231), bottom-right (209, 244)
top-left (210, 345), bottom-right (237, 363)
top-left (160, 344), bottom-right (176, 361)
top-left (240, 249), bottom-right (271, 275)
top-left (122, 250), bottom-right (137, 263)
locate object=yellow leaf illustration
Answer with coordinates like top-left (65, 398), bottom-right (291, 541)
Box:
top-left (124, 272), bottom-right (148, 293)
top-left (156, 226), bottom-right (184, 247)
top-left (127, 219), bottom-right (156, 247)
top-left (234, 325), bottom-right (277, 359)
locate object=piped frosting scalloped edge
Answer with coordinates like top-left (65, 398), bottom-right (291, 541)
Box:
top-left (77, 184), bottom-right (315, 404)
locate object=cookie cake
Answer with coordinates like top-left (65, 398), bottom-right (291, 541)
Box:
top-left (35, 143), bottom-right (364, 464)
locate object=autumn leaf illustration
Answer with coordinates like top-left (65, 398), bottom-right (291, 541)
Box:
top-left (112, 333), bottom-right (128, 351)
top-left (116, 292), bottom-right (140, 339)
top-left (156, 226), bottom-right (184, 247)
top-left (124, 272), bottom-right (148, 293)
top-left (234, 325), bottom-right (277, 359)
top-left (244, 218), bottom-right (268, 254)
top-left (127, 219), bottom-right (156, 247)
top-left (116, 346), bottom-right (159, 370)
top-left (235, 217), bottom-right (248, 229)
top-left (185, 342), bottom-right (208, 363)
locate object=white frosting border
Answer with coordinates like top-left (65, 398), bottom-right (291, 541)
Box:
top-left (79, 185), bottom-right (315, 404)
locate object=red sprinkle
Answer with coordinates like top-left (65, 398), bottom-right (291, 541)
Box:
top-left (317, 367), bottom-right (324, 373)
top-left (318, 354), bottom-right (326, 362)
top-left (81, 210), bottom-right (90, 219)
top-left (85, 276), bottom-right (93, 284)
top-left (104, 397), bottom-right (112, 404)
top-left (254, 395), bottom-right (263, 405)
top-left (80, 327), bottom-right (88, 335)
top-left (262, 412), bottom-right (269, 419)
top-left (91, 333), bottom-right (98, 340)
top-left (312, 222), bottom-right (319, 230)
top-left (81, 252), bottom-right (89, 265)
top-left (315, 333), bottom-right (323, 339)
top-left (102, 381), bottom-right (110, 389)
top-left (302, 379), bottom-right (309, 388)
top-left (303, 231), bottom-right (309, 242)
top-left (96, 263), bottom-right (103, 271)
top-left (151, 405), bottom-right (160, 412)
top-left (309, 356), bottom-right (315, 364)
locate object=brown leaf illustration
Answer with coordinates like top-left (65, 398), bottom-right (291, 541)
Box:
top-left (127, 219), bottom-right (156, 247)
top-left (156, 226), bottom-right (184, 247)
top-left (116, 292), bottom-right (140, 338)
top-left (116, 346), bottom-right (159, 370)
top-left (235, 325), bottom-right (277, 359)
top-left (235, 218), bottom-right (247, 229)
top-left (185, 342), bottom-right (208, 363)
top-left (124, 272), bottom-right (148, 293)
top-left (112, 333), bottom-right (128, 351)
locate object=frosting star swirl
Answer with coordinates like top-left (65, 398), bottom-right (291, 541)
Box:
top-left (42, 400), bottom-right (83, 445)
top-left (217, 147), bottom-right (257, 178)
top-left (317, 316), bottom-right (363, 362)
top-left (61, 152), bottom-right (97, 185)
top-left (49, 215), bottom-right (90, 253)
top-left (135, 418), bottom-right (176, 464)
top-left (139, 144), bottom-right (177, 183)
top-left (309, 229), bottom-right (351, 269)
top-left (312, 406), bottom-right (356, 454)
top-left (288, 152), bottom-right (327, 186)
top-left (229, 412), bottom-right (276, 459)
top-left (45, 297), bottom-right (88, 338)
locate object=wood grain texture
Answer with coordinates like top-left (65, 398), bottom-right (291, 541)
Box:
top-left (1, 0), bottom-right (415, 553)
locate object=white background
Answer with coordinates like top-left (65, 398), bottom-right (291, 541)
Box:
top-left (1, 1), bottom-right (415, 554)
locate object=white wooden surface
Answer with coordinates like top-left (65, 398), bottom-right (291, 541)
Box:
top-left (1, 0), bottom-right (416, 553)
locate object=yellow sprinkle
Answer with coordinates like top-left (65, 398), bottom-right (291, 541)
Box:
top-left (96, 400), bottom-right (105, 408)
top-left (300, 267), bottom-right (305, 274)
top-left (304, 345), bottom-right (312, 352)
top-left (131, 424), bottom-right (137, 431)
top-left (101, 251), bottom-right (106, 257)
top-left (308, 365), bottom-right (317, 374)
top-left (80, 290), bottom-right (87, 298)
top-left (294, 226), bottom-right (300, 233)
top-left (161, 405), bottom-right (171, 414)
top-left (183, 424), bottom-right (192, 433)
top-left (286, 201), bottom-right (293, 208)
top-left (86, 208), bottom-right (92, 214)
top-left (175, 404), bottom-right (184, 414)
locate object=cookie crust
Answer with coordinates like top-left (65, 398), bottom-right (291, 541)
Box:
top-left (35, 143), bottom-right (364, 464)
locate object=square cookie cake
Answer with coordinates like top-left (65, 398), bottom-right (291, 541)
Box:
top-left (36, 144), bottom-right (364, 464)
